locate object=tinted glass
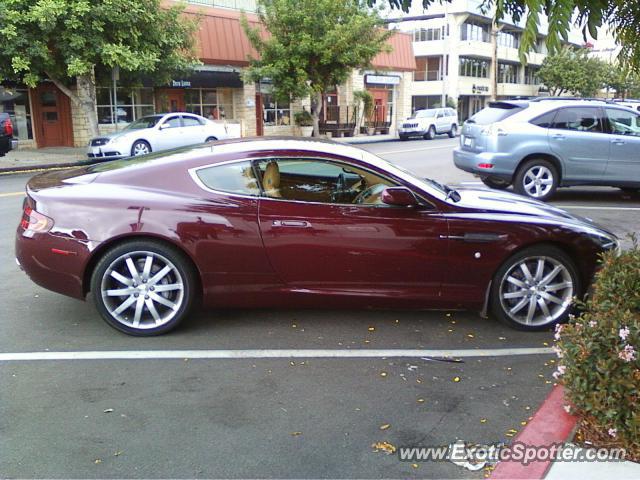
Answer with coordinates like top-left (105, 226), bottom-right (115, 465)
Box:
top-left (468, 104), bottom-right (525, 124)
top-left (551, 108), bottom-right (602, 133)
top-left (196, 161), bottom-right (260, 196)
top-left (182, 116), bottom-right (202, 127)
top-left (162, 116), bottom-right (181, 129)
top-left (257, 158), bottom-right (395, 205)
top-left (124, 115), bottom-right (163, 130)
top-left (605, 108), bottom-right (640, 137)
top-left (530, 110), bottom-right (557, 128)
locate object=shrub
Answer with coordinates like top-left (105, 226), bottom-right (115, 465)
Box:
top-left (294, 109), bottom-right (313, 127)
top-left (554, 239), bottom-right (640, 460)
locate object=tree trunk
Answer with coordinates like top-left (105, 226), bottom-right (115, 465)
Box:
top-left (46, 69), bottom-right (100, 138)
top-left (490, 20), bottom-right (499, 102)
top-left (311, 91), bottom-right (323, 137)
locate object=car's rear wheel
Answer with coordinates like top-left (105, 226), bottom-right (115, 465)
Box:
top-left (481, 177), bottom-right (511, 190)
top-left (514, 159), bottom-right (558, 201)
top-left (399, 135), bottom-right (409, 141)
top-left (448, 124), bottom-right (458, 138)
top-left (131, 140), bottom-right (151, 157)
top-left (205, 136), bottom-right (217, 143)
top-left (423, 125), bottom-right (436, 140)
top-left (91, 240), bottom-right (197, 336)
top-left (490, 246), bottom-right (580, 331)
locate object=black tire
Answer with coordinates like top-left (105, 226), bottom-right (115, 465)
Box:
top-left (490, 245), bottom-right (581, 331)
top-left (448, 124), bottom-right (458, 138)
top-left (90, 240), bottom-right (197, 336)
top-left (131, 140), bottom-right (151, 157)
top-left (514, 158), bottom-right (559, 201)
top-left (399, 135), bottom-right (409, 141)
top-left (423, 125), bottom-right (436, 140)
top-left (205, 136), bottom-right (217, 143)
top-left (482, 177), bottom-right (511, 190)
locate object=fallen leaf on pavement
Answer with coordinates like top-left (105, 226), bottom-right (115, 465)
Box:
top-left (368, 326), bottom-right (375, 332)
top-left (371, 441), bottom-right (396, 454)
top-left (380, 372), bottom-right (388, 378)
top-left (103, 409), bottom-right (114, 413)
top-left (291, 431), bottom-right (302, 436)
top-left (453, 376), bottom-right (461, 382)
top-left (379, 424), bottom-right (391, 430)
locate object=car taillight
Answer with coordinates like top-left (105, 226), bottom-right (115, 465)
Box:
top-left (3, 118), bottom-right (14, 137)
top-left (20, 200), bottom-right (53, 232)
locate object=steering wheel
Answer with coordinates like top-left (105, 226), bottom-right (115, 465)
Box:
top-left (353, 183), bottom-right (386, 205)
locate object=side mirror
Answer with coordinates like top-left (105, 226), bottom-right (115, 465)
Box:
top-left (159, 123), bottom-right (170, 130)
top-left (381, 187), bottom-right (419, 207)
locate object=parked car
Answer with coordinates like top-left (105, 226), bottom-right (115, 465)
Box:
top-left (16, 138), bottom-right (618, 335)
top-left (398, 108), bottom-right (459, 140)
top-left (454, 99), bottom-right (640, 201)
top-left (0, 112), bottom-right (18, 156)
top-left (614, 99), bottom-right (640, 112)
top-left (87, 112), bottom-right (237, 160)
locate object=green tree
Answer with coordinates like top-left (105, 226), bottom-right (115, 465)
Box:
top-left (241, 0), bottom-right (392, 136)
top-left (0, 0), bottom-right (199, 138)
top-left (604, 63), bottom-right (640, 99)
top-left (538, 47), bottom-right (607, 97)
top-left (372, 0), bottom-right (640, 70)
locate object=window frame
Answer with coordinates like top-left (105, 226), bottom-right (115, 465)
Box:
top-left (188, 156), bottom-right (436, 209)
top-left (603, 107), bottom-right (640, 136)
top-left (549, 107), bottom-right (606, 134)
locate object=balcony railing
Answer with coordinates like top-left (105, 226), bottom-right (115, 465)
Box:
top-left (185, 0), bottom-right (257, 11)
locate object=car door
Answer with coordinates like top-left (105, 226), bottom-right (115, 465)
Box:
top-left (435, 109), bottom-right (447, 133)
top-left (547, 107), bottom-right (609, 181)
top-left (155, 115), bottom-right (184, 151)
top-left (603, 107), bottom-right (640, 183)
top-left (255, 156), bottom-right (448, 301)
top-left (180, 115), bottom-right (206, 145)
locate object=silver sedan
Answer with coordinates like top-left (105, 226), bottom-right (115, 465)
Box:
top-left (87, 113), bottom-right (239, 159)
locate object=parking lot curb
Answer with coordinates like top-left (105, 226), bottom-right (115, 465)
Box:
top-left (0, 160), bottom-right (93, 176)
top-left (489, 385), bottom-right (578, 479)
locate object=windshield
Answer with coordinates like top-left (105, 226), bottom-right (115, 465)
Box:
top-left (409, 110), bottom-right (437, 119)
top-left (124, 115), bottom-right (164, 130)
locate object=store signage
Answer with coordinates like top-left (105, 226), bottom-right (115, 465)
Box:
top-left (472, 84), bottom-right (489, 94)
top-left (365, 74), bottom-right (401, 85)
top-left (172, 80), bottom-right (192, 88)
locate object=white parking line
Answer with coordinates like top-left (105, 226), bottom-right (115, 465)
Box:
top-left (554, 205), bottom-right (640, 211)
top-left (374, 143), bottom-right (459, 155)
top-left (0, 347), bottom-right (553, 362)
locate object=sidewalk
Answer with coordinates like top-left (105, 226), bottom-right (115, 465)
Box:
top-left (0, 146), bottom-right (87, 173)
top-left (332, 133), bottom-right (397, 144)
top-left (490, 385), bottom-right (640, 479)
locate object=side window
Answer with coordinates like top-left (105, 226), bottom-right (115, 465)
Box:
top-left (182, 115), bottom-right (203, 127)
top-left (195, 161), bottom-right (260, 196)
top-left (551, 108), bottom-right (603, 133)
top-left (162, 116), bottom-right (181, 129)
top-left (257, 158), bottom-right (396, 205)
top-left (605, 108), bottom-right (640, 137)
top-left (530, 110), bottom-right (557, 128)
top-left (436, 110), bottom-right (444, 118)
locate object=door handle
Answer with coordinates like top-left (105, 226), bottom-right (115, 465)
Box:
top-left (272, 220), bottom-right (312, 228)
top-left (551, 134), bottom-right (565, 140)
top-left (611, 139), bottom-right (625, 145)
top-left (440, 233), bottom-right (508, 243)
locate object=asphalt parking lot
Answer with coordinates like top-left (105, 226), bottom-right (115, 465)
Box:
top-left (1, 137), bottom-right (639, 478)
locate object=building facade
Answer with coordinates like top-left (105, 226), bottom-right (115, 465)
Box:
top-left (389, 0), bottom-right (583, 121)
top-left (0, 0), bottom-right (415, 150)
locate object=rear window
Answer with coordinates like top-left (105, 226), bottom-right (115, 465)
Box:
top-left (468, 102), bottom-right (526, 125)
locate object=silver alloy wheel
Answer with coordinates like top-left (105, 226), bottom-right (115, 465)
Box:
top-left (522, 165), bottom-right (553, 198)
top-left (133, 142), bottom-right (150, 156)
top-left (499, 256), bottom-right (574, 327)
top-left (100, 251), bottom-right (184, 329)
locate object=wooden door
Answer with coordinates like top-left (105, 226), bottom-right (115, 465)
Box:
top-left (33, 84), bottom-right (73, 147)
top-left (368, 88), bottom-right (387, 124)
top-left (156, 89), bottom-right (185, 113)
top-left (255, 93), bottom-right (263, 136)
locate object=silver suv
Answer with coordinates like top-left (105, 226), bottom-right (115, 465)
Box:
top-left (453, 99), bottom-right (640, 200)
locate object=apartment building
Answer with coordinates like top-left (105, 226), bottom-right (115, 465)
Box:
top-left (389, 0), bottom-right (582, 121)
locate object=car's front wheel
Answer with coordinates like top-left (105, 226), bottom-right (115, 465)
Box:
top-left (448, 124), bottom-right (458, 138)
top-left (423, 125), bottom-right (436, 140)
top-left (205, 136), bottom-right (217, 143)
top-left (131, 140), bottom-right (151, 157)
top-left (514, 159), bottom-right (558, 201)
top-left (490, 246), bottom-right (580, 331)
top-left (91, 240), bottom-right (197, 336)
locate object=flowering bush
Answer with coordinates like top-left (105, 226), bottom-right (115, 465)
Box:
top-left (553, 240), bottom-right (639, 460)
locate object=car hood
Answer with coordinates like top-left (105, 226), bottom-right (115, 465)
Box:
top-left (452, 187), bottom-right (614, 234)
top-left (95, 130), bottom-right (140, 142)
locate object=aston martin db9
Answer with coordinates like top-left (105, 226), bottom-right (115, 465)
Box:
top-left (16, 138), bottom-right (618, 335)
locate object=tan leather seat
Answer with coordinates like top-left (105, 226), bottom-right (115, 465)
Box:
top-left (263, 161), bottom-right (282, 198)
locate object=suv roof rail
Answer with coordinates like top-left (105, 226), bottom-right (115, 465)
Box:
top-left (529, 96), bottom-right (617, 104)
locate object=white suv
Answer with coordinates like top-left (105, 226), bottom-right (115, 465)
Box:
top-left (398, 108), bottom-right (459, 140)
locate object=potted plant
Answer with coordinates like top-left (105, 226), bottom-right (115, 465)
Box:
top-left (294, 110), bottom-right (314, 136)
top-left (353, 90), bottom-right (373, 135)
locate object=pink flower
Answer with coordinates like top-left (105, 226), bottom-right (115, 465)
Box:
top-left (618, 344), bottom-right (636, 363)
top-left (608, 428), bottom-right (617, 438)
top-left (619, 326), bottom-right (630, 341)
top-left (552, 345), bottom-right (564, 359)
top-left (552, 365), bottom-right (566, 379)
top-left (589, 321), bottom-right (597, 328)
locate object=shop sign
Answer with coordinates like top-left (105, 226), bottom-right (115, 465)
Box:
top-left (472, 84), bottom-right (489, 94)
top-left (365, 74), bottom-right (401, 86)
top-left (172, 80), bottom-right (192, 88)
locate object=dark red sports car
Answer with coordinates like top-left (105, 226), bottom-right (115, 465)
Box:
top-left (16, 138), bottom-right (618, 335)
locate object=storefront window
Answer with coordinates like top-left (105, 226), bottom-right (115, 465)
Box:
top-left (498, 62), bottom-right (519, 83)
top-left (459, 57), bottom-right (490, 78)
top-left (185, 88), bottom-right (234, 120)
top-left (262, 93), bottom-right (291, 126)
top-left (0, 87), bottom-right (33, 140)
top-left (96, 87), bottom-right (155, 125)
